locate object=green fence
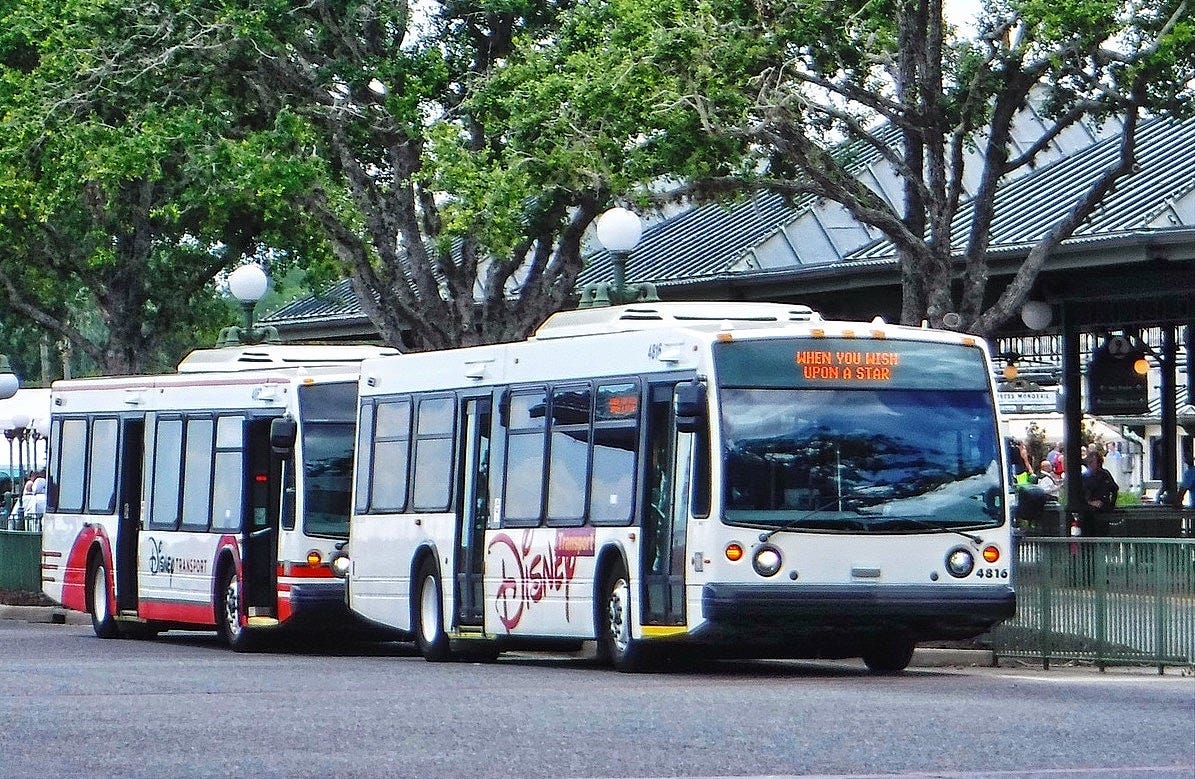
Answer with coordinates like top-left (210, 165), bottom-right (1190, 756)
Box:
top-left (0, 529), bottom-right (41, 591)
top-left (991, 536), bottom-right (1195, 672)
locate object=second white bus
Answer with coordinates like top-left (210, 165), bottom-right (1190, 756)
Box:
top-left (341, 303), bottom-right (1016, 671)
top-left (41, 343), bottom-right (397, 649)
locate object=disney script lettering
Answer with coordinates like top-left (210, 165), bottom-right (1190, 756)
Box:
top-left (488, 528), bottom-right (595, 631)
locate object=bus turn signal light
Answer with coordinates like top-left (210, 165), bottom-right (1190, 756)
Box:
top-left (725, 543), bottom-right (744, 562)
top-left (982, 546), bottom-right (1000, 564)
top-left (306, 550), bottom-right (323, 567)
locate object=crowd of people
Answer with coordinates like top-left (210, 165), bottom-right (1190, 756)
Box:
top-left (3, 469), bottom-right (45, 529)
top-left (1009, 438), bottom-right (1124, 536)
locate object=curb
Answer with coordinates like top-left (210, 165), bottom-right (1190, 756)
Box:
top-left (0, 605), bottom-right (90, 626)
top-left (912, 647), bottom-right (995, 667)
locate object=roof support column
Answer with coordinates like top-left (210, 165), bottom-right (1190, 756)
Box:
top-left (1062, 301), bottom-right (1084, 531)
top-left (1160, 326), bottom-right (1178, 504)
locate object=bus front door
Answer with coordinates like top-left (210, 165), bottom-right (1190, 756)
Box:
top-left (641, 385), bottom-right (688, 627)
top-left (454, 395), bottom-right (491, 630)
top-left (241, 419), bottom-right (278, 620)
top-left (115, 419), bottom-right (143, 613)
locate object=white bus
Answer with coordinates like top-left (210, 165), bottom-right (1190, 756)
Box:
top-left (342, 303), bottom-right (1016, 671)
top-left (41, 343), bottom-right (397, 649)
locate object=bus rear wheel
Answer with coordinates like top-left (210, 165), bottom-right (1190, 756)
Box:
top-left (216, 567), bottom-right (256, 652)
top-left (87, 557), bottom-right (118, 639)
top-left (597, 561), bottom-right (652, 672)
top-left (862, 637), bottom-right (915, 674)
top-left (414, 558), bottom-right (450, 662)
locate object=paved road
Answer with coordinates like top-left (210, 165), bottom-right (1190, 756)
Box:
top-left (0, 620), bottom-right (1192, 779)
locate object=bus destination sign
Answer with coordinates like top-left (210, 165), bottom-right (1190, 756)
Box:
top-left (795, 349), bottom-right (900, 382)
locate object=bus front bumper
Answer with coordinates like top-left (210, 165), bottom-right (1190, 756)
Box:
top-left (700, 582), bottom-right (1016, 643)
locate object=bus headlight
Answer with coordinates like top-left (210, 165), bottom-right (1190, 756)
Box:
top-left (945, 547), bottom-right (975, 578)
top-left (752, 545), bottom-right (783, 577)
top-left (330, 552), bottom-right (351, 579)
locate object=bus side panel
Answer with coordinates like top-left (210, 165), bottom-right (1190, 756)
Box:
top-left (483, 527), bottom-right (622, 640)
top-left (40, 513), bottom-right (117, 613)
top-left (137, 531), bottom-right (220, 625)
top-left (348, 512), bottom-right (435, 633)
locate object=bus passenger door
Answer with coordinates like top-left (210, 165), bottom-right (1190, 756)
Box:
top-left (454, 396), bottom-right (491, 629)
top-left (640, 384), bottom-right (688, 627)
top-left (115, 419), bottom-right (143, 613)
top-left (242, 419), bottom-right (279, 619)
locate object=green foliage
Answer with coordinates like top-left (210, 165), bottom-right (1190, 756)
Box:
top-left (3, 0), bottom-right (1190, 359)
top-left (0, 0), bottom-right (328, 374)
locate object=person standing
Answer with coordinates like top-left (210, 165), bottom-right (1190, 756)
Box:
top-left (1081, 450), bottom-right (1119, 536)
top-left (1177, 454), bottom-right (1195, 509)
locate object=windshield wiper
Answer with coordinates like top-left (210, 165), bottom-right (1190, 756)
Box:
top-left (757, 491), bottom-right (874, 541)
top-left (866, 515), bottom-right (985, 544)
top-left (756, 491), bottom-right (987, 544)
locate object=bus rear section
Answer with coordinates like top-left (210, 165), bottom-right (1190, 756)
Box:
top-left (41, 346), bottom-right (394, 649)
top-left (340, 303), bottom-right (1015, 671)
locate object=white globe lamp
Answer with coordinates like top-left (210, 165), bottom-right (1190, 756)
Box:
top-left (228, 264), bottom-right (269, 304)
top-left (1020, 300), bottom-right (1052, 331)
top-left (595, 207), bottom-right (643, 253)
top-left (0, 356), bottom-right (18, 400)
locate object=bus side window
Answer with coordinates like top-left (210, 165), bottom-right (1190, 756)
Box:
top-left (353, 402), bottom-right (375, 514)
top-left (412, 396), bottom-right (455, 512)
top-left (86, 418), bottom-right (119, 514)
top-left (590, 382), bottom-right (639, 526)
top-left (546, 384), bottom-right (591, 526)
top-left (503, 389), bottom-right (547, 526)
top-left (180, 418), bottom-right (214, 531)
top-left (688, 403), bottom-right (711, 519)
top-left (54, 418), bottom-right (88, 514)
top-left (211, 416), bottom-right (244, 532)
top-left (371, 398), bottom-right (412, 513)
top-left (148, 418), bottom-right (183, 530)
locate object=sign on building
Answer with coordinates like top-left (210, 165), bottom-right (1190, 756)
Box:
top-left (1087, 335), bottom-right (1148, 416)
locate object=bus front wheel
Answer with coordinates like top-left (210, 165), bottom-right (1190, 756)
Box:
top-left (216, 567), bottom-right (255, 652)
top-left (861, 637), bottom-right (915, 674)
top-left (597, 561), bottom-right (651, 672)
top-left (414, 558), bottom-right (450, 662)
top-left (87, 557), bottom-right (118, 639)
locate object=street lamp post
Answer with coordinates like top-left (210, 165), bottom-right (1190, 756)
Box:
top-left (216, 264), bottom-right (281, 347)
top-left (4, 410), bottom-right (30, 530)
top-left (579, 207), bottom-right (659, 308)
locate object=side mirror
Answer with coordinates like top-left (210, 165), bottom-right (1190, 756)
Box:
top-left (674, 381), bottom-right (707, 433)
top-left (270, 417), bottom-right (297, 454)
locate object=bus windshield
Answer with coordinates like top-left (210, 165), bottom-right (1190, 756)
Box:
top-left (715, 339), bottom-right (1002, 532)
top-left (298, 383), bottom-right (358, 538)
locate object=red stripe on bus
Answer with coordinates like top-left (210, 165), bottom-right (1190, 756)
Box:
top-left (277, 596), bottom-right (293, 623)
top-left (276, 564), bottom-right (335, 578)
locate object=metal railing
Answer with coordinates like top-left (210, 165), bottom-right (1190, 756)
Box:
top-left (991, 536), bottom-right (1195, 672)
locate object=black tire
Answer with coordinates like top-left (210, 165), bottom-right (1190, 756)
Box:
top-left (87, 557), bottom-right (119, 639)
top-left (215, 566), bottom-right (256, 652)
top-left (413, 558), bottom-right (450, 662)
top-left (595, 560), bottom-right (652, 672)
top-left (862, 637), bottom-right (916, 674)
